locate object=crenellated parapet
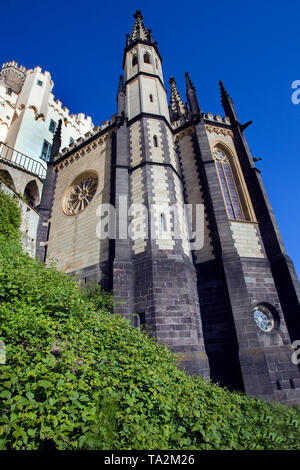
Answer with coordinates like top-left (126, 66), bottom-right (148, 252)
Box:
top-left (1, 61), bottom-right (26, 74)
top-left (48, 92), bottom-right (93, 132)
top-left (172, 111), bottom-right (231, 132)
top-left (204, 112), bottom-right (231, 125)
top-left (1, 61), bottom-right (26, 94)
top-left (54, 114), bottom-right (117, 162)
top-left (1, 61), bottom-right (94, 131)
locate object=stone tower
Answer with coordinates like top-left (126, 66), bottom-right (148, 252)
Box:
top-left (37, 11), bottom-right (300, 404)
top-left (113, 10), bottom-right (210, 377)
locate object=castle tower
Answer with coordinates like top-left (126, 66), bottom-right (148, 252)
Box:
top-left (112, 11), bottom-right (210, 376)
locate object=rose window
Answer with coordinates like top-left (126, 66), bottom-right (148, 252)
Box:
top-left (63, 171), bottom-right (98, 215)
top-left (253, 305), bottom-right (275, 332)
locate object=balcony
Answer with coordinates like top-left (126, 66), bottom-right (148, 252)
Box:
top-left (0, 142), bottom-right (47, 181)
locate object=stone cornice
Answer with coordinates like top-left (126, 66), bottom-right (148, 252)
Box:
top-left (54, 128), bottom-right (115, 170)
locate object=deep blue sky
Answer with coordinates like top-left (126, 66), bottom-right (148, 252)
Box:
top-left (3, 0), bottom-right (300, 277)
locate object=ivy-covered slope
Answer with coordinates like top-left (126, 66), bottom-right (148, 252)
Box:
top-left (0, 190), bottom-right (300, 450)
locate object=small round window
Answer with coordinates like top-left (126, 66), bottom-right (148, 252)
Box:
top-left (253, 305), bottom-right (275, 332)
top-left (62, 171), bottom-right (98, 215)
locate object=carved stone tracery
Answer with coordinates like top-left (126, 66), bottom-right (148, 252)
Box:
top-left (63, 171), bottom-right (98, 215)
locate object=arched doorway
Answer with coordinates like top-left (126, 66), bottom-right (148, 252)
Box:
top-left (23, 180), bottom-right (40, 208)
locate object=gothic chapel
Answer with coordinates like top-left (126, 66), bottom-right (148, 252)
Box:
top-left (37, 11), bottom-right (300, 404)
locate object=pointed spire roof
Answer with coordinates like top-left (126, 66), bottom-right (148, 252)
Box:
top-left (219, 80), bottom-right (232, 107)
top-left (219, 80), bottom-right (239, 122)
top-left (185, 72), bottom-right (200, 115)
top-left (50, 119), bottom-right (62, 161)
top-left (123, 11), bottom-right (161, 69)
top-left (169, 77), bottom-right (186, 121)
top-left (185, 72), bottom-right (196, 93)
top-left (131, 10), bottom-right (150, 41)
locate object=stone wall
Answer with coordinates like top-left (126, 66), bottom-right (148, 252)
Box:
top-left (46, 133), bottom-right (112, 284)
top-left (0, 182), bottom-right (39, 256)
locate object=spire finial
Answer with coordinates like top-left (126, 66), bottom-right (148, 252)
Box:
top-left (133, 9), bottom-right (143, 20)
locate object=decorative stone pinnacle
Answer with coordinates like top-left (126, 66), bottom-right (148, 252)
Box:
top-left (130, 10), bottom-right (153, 43)
top-left (169, 76), bottom-right (186, 120)
top-left (219, 80), bottom-right (233, 103)
top-left (50, 119), bottom-right (62, 161)
top-left (219, 80), bottom-right (229, 97)
top-left (118, 75), bottom-right (125, 94)
top-left (185, 72), bottom-right (196, 93)
top-left (184, 72), bottom-right (200, 115)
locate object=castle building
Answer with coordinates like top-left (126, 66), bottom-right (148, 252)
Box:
top-left (0, 60), bottom-right (94, 208)
top-left (37, 11), bottom-right (300, 404)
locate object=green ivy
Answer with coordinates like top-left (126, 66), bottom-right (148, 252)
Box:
top-left (0, 189), bottom-right (300, 450)
top-left (0, 189), bottom-right (21, 240)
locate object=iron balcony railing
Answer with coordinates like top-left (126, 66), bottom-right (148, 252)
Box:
top-left (0, 142), bottom-right (47, 181)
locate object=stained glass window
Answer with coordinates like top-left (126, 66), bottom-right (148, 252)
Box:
top-left (253, 306), bottom-right (274, 332)
top-left (213, 148), bottom-right (244, 220)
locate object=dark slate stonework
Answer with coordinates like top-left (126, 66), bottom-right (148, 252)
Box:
top-left (67, 263), bottom-right (102, 285)
top-left (219, 82), bottom-right (300, 343)
top-left (111, 109), bottom-right (135, 318)
top-left (196, 260), bottom-right (244, 391)
top-left (187, 112), bottom-right (300, 401)
top-left (36, 120), bottom-right (62, 261)
top-left (123, 115), bottom-right (210, 378)
top-left (36, 162), bottom-right (57, 261)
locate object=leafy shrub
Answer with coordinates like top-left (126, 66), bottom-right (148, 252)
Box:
top-left (0, 190), bottom-right (300, 450)
top-left (0, 189), bottom-right (21, 240)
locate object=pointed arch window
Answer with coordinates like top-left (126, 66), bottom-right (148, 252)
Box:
top-left (153, 135), bottom-right (158, 147)
top-left (213, 147), bottom-right (244, 220)
top-left (132, 55), bottom-right (138, 67)
top-left (144, 52), bottom-right (151, 64)
top-left (149, 94), bottom-right (153, 102)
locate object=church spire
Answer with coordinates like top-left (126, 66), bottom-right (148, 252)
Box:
top-left (169, 77), bottom-right (186, 121)
top-left (123, 11), bottom-right (162, 69)
top-left (185, 72), bottom-right (200, 116)
top-left (126, 10), bottom-right (157, 48)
